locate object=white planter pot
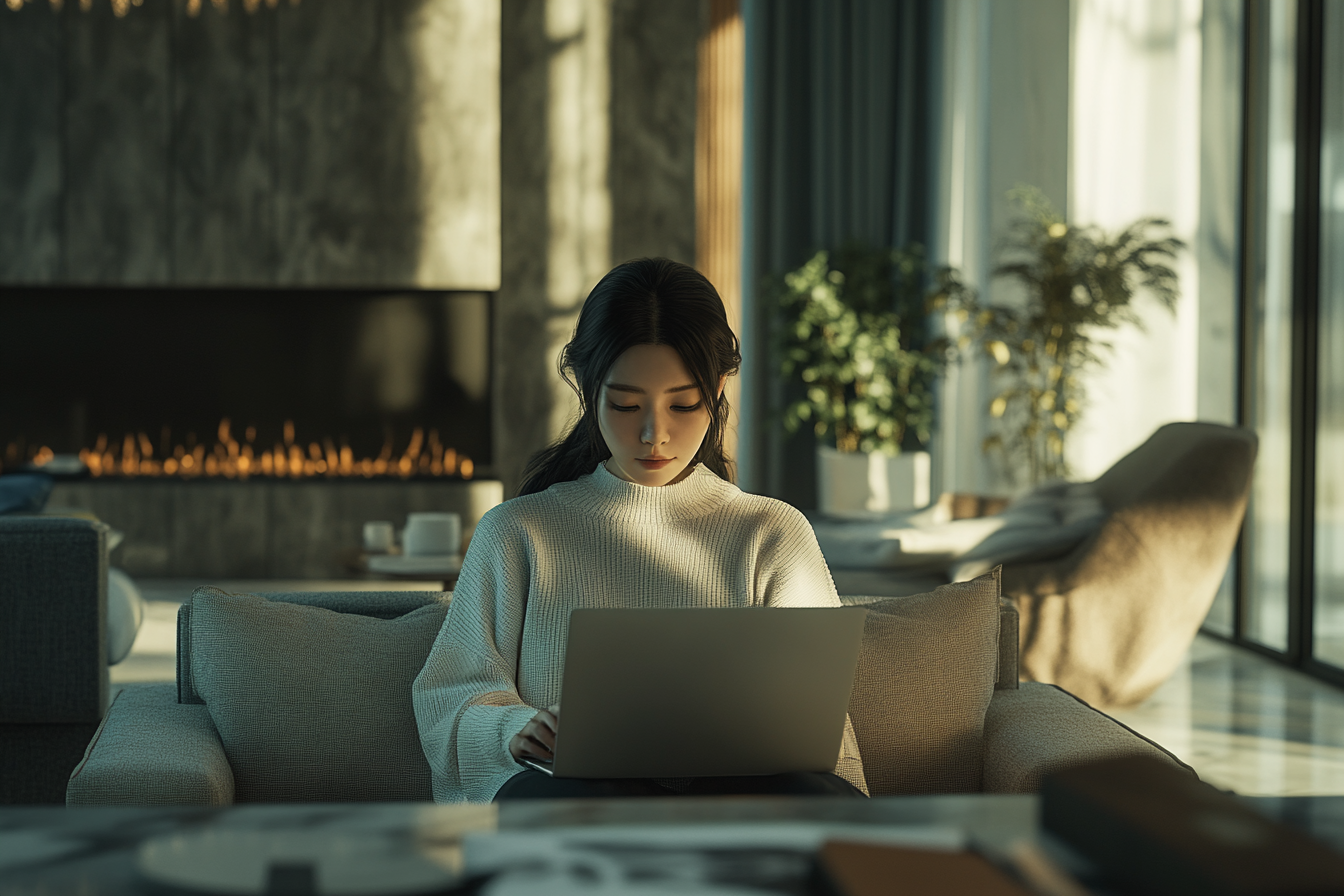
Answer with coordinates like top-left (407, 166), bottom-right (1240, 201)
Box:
top-left (816, 446), bottom-right (931, 517)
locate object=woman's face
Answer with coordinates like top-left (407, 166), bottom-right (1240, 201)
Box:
top-left (597, 344), bottom-right (723, 487)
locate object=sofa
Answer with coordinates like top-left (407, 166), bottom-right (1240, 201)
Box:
top-left (66, 571), bottom-right (1189, 805)
top-left (0, 515), bottom-right (109, 804)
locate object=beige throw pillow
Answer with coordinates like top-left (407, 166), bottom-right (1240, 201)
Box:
top-left (189, 587), bottom-right (448, 802)
top-left (847, 569), bottom-right (1002, 796)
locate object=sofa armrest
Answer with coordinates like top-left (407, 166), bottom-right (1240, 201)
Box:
top-left (66, 683), bottom-right (235, 806)
top-left (0, 516), bottom-right (109, 724)
top-left (982, 682), bottom-right (1194, 794)
top-left (996, 596), bottom-right (1018, 689)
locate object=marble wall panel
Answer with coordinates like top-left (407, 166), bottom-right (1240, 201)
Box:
top-left (46, 482), bottom-right (94, 515)
top-left (607, 0), bottom-right (698, 266)
top-left (49, 478), bottom-right (502, 578)
top-left (62, 0), bottom-right (172, 284)
top-left (273, 0), bottom-right (424, 286)
top-left (49, 481), bottom-right (177, 575)
top-left (0, 3), bottom-right (62, 282)
top-left (170, 481), bottom-right (271, 577)
top-left (268, 483), bottom-right (341, 578)
top-left (171, 2), bottom-right (276, 284)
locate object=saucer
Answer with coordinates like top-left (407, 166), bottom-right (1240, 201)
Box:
top-left (368, 553), bottom-right (463, 575)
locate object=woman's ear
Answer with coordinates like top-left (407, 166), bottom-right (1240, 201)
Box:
top-left (717, 375), bottom-right (727, 398)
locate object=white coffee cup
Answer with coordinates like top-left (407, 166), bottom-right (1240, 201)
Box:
top-left (363, 521), bottom-right (395, 554)
top-left (402, 512), bottom-right (462, 557)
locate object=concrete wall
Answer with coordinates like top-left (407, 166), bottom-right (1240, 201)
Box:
top-left (0, 0), bottom-right (500, 288)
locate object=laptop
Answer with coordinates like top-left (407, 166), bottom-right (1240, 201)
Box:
top-left (517, 606), bottom-right (868, 779)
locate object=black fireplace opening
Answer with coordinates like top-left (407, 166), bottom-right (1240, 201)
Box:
top-left (1, 288), bottom-right (492, 480)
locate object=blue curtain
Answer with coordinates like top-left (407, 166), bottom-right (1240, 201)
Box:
top-left (742, 0), bottom-right (939, 505)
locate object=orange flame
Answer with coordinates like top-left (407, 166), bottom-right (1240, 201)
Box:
top-left (5, 419), bottom-right (472, 480)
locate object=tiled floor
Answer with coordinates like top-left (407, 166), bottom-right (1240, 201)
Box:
top-left (112, 583), bottom-right (1344, 797)
top-left (1107, 634), bottom-right (1344, 796)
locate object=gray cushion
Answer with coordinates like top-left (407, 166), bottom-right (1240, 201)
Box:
top-left (106, 568), bottom-right (145, 665)
top-left (188, 587), bottom-right (449, 802)
top-left (846, 569), bottom-right (1002, 796)
top-left (177, 590), bottom-right (445, 704)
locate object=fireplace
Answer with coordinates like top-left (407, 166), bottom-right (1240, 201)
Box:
top-left (1, 287), bottom-right (501, 578)
top-left (2, 287), bottom-right (491, 474)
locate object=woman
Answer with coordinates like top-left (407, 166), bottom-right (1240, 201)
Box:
top-left (412, 257), bottom-right (867, 802)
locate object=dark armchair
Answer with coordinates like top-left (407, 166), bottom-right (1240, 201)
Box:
top-left (0, 515), bottom-right (109, 803)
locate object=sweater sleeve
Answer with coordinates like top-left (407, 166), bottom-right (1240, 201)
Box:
top-left (756, 503), bottom-right (842, 610)
top-left (412, 507), bottom-right (540, 803)
top-left (755, 502), bottom-right (869, 795)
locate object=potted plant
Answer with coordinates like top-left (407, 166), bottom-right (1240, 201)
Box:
top-left (969, 187), bottom-right (1185, 484)
top-left (775, 242), bottom-right (971, 516)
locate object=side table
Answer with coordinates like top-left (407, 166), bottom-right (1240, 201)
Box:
top-left (337, 548), bottom-right (462, 592)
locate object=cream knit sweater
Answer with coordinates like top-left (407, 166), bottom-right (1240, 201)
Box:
top-left (412, 461), bottom-right (868, 803)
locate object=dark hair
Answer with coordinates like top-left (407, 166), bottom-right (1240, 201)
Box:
top-left (517, 258), bottom-right (741, 496)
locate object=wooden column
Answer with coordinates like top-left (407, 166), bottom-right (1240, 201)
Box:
top-left (695, 0), bottom-right (744, 468)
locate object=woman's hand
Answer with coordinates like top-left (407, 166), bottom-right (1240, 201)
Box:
top-left (509, 705), bottom-right (560, 762)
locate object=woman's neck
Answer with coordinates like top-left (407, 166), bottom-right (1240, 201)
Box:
top-left (602, 458), bottom-right (699, 486)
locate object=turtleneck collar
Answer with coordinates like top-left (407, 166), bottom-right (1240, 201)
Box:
top-left (553, 460), bottom-right (739, 522)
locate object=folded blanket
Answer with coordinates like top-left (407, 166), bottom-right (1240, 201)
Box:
top-left (814, 480), bottom-right (1107, 575)
top-left (815, 515), bottom-right (1007, 570)
top-left (949, 519), bottom-right (1104, 582)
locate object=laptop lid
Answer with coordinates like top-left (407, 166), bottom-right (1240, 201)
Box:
top-left (545, 606), bottom-right (868, 779)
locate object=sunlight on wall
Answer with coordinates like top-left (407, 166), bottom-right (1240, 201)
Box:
top-left (410, 0), bottom-right (502, 290)
top-left (932, 0), bottom-right (1070, 496)
top-left (1067, 0), bottom-right (1205, 480)
top-left (932, 0), bottom-right (994, 496)
top-left (545, 0), bottom-right (612, 442)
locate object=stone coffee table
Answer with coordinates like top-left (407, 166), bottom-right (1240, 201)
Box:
top-left (4, 794), bottom-right (1343, 895)
top-left (0, 795), bottom-right (1036, 895)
